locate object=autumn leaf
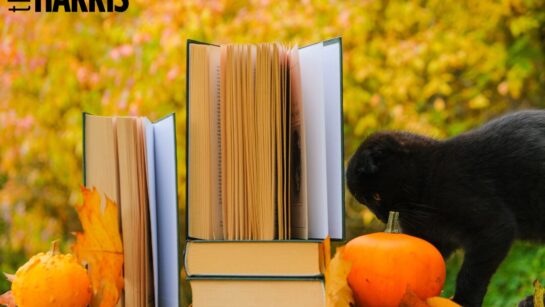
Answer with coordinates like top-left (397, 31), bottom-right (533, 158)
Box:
top-left (535, 280), bottom-right (544, 307)
top-left (0, 291), bottom-right (15, 307)
top-left (72, 186), bottom-right (124, 307)
top-left (399, 287), bottom-right (429, 307)
top-left (325, 246), bottom-right (354, 307)
top-left (0, 274), bottom-right (16, 307)
top-left (323, 236), bottom-right (331, 269)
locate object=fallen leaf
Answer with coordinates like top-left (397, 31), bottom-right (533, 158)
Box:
top-left (325, 246), bottom-right (354, 307)
top-left (399, 287), bottom-right (429, 307)
top-left (72, 186), bottom-right (124, 307)
top-left (323, 236), bottom-right (331, 269)
top-left (0, 291), bottom-right (15, 307)
top-left (535, 280), bottom-right (544, 307)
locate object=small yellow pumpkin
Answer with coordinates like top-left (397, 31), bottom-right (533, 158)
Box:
top-left (427, 296), bottom-right (462, 307)
top-left (11, 241), bottom-right (91, 307)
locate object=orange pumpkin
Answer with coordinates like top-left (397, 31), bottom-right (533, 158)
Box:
top-left (344, 212), bottom-right (446, 307)
top-left (11, 241), bottom-right (92, 307)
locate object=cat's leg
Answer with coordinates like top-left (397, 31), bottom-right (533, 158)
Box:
top-left (452, 214), bottom-right (516, 307)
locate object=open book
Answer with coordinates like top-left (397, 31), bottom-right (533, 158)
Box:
top-left (186, 38), bottom-right (343, 241)
top-left (83, 114), bottom-right (179, 307)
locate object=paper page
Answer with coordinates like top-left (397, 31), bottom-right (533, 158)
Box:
top-left (143, 118), bottom-right (158, 307)
top-left (116, 117), bottom-right (144, 307)
top-left (282, 46), bottom-right (290, 239)
top-left (255, 44), bottom-right (275, 239)
top-left (220, 45), bottom-right (229, 239)
top-left (208, 46), bottom-right (223, 240)
top-left (323, 40), bottom-right (343, 240)
top-left (188, 44), bottom-right (213, 239)
top-left (288, 47), bottom-right (308, 239)
top-left (299, 42), bottom-right (329, 239)
top-left (136, 119), bottom-right (152, 306)
top-left (152, 114), bottom-right (179, 307)
top-left (83, 115), bottom-right (119, 206)
top-left (273, 44), bottom-right (285, 240)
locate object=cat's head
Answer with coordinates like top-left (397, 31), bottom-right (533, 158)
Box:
top-left (346, 131), bottom-right (433, 222)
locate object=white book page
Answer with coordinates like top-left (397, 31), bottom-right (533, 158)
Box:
top-left (323, 41), bottom-right (343, 240)
top-left (143, 118), bottom-right (159, 307)
top-left (208, 46), bottom-right (223, 239)
top-left (299, 42), bottom-right (329, 239)
top-left (153, 114), bottom-right (179, 307)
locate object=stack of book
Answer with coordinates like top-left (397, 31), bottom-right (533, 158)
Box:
top-left (184, 38), bottom-right (344, 306)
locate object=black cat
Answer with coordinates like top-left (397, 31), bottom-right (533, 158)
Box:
top-left (346, 110), bottom-right (545, 307)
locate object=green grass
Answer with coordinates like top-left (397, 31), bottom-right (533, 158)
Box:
top-left (442, 242), bottom-right (545, 306)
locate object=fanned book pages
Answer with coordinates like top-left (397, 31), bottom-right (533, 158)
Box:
top-left (186, 38), bottom-right (344, 241)
top-left (83, 114), bottom-right (180, 307)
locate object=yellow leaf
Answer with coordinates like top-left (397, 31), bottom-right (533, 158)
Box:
top-left (72, 186), bottom-right (124, 307)
top-left (325, 246), bottom-right (354, 307)
top-left (535, 280), bottom-right (544, 307)
top-left (468, 94), bottom-right (489, 109)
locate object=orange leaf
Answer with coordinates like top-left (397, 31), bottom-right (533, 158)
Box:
top-left (72, 186), bottom-right (124, 307)
top-left (323, 236), bottom-right (331, 269)
top-left (399, 287), bottom-right (429, 307)
top-left (325, 246), bottom-right (354, 307)
top-left (0, 291), bottom-right (15, 307)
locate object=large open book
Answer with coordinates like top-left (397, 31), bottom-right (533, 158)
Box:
top-left (83, 114), bottom-right (180, 307)
top-left (186, 38), bottom-right (344, 241)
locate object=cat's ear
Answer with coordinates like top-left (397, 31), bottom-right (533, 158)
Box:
top-left (358, 150), bottom-right (378, 174)
top-left (359, 134), bottom-right (409, 175)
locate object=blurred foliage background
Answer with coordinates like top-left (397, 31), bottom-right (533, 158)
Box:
top-left (1, 0), bottom-right (545, 305)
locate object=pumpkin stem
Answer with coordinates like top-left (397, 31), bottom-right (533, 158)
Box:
top-left (48, 240), bottom-right (61, 256)
top-left (385, 211), bottom-right (401, 233)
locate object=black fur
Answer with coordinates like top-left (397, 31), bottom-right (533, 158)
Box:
top-left (346, 110), bottom-right (545, 307)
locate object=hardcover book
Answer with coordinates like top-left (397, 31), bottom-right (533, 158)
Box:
top-left (185, 240), bottom-right (326, 277)
top-left (83, 113), bottom-right (180, 307)
top-left (190, 278), bottom-right (326, 307)
top-left (185, 38), bottom-right (344, 241)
